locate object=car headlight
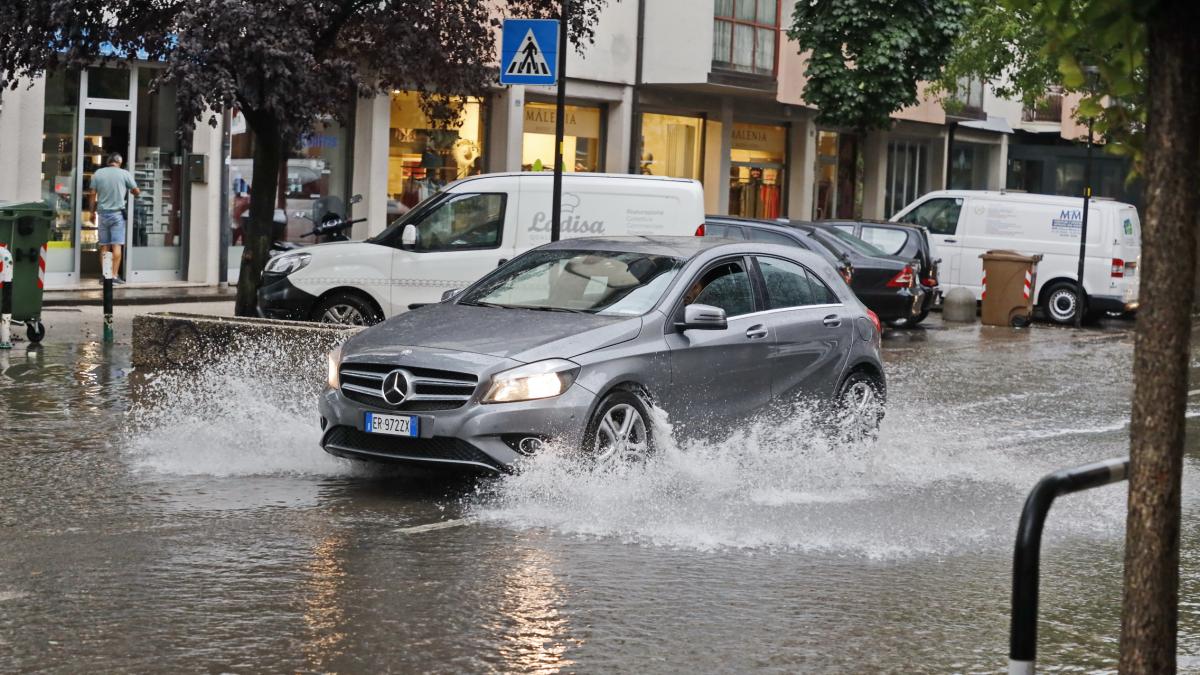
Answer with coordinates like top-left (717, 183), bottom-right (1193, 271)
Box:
top-left (265, 252), bottom-right (311, 275)
top-left (327, 345), bottom-right (342, 389)
top-left (482, 359), bottom-right (580, 404)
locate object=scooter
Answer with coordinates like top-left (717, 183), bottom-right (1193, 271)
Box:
top-left (268, 195), bottom-right (365, 257)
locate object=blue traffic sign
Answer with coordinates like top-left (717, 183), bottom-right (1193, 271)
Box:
top-left (499, 19), bottom-right (559, 86)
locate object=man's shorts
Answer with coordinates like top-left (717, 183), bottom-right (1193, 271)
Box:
top-left (98, 211), bottom-right (126, 246)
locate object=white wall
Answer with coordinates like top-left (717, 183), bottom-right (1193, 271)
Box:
top-left (567, 0), bottom-right (639, 84)
top-left (642, 0), bottom-right (713, 83)
top-left (186, 115), bottom-right (224, 284)
top-left (351, 96), bottom-right (391, 238)
top-left (0, 80), bottom-right (47, 202)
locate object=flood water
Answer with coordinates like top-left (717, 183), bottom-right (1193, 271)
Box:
top-left (4, 309), bottom-right (1200, 673)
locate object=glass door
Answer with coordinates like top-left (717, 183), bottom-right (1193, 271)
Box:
top-left (129, 68), bottom-right (183, 282)
top-left (76, 66), bottom-right (135, 284)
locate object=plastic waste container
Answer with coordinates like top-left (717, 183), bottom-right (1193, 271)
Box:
top-left (0, 201), bottom-right (54, 342)
top-left (980, 250), bottom-right (1043, 327)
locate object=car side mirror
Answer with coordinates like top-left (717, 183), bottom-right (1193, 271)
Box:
top-left (350, 194), bottom-right (363, 205)
top-left (401, 223), bottom-right (418, 249)
top-left (441, 288), bottom-right (460, 302)
top-left (676, 303), bottom-right (728, 330)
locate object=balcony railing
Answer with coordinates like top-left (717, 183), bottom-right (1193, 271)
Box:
top-left (1022, 94), bottom-right (1063, 123)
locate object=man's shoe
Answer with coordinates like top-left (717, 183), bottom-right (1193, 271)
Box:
top-left (113, 277), bottom-right (126, 285)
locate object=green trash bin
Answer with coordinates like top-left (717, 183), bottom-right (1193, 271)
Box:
top-left (0, 200), bottom-right (54, 342)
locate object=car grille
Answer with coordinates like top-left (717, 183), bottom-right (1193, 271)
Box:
top-left (339, 362), bottom-right (479, 411)
top-left (321, 426), bottom-right (501, 471)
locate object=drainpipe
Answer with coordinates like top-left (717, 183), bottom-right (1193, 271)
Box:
top-left (944, 121), bottom-right (958, 189)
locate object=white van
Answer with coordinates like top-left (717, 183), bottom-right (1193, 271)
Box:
top-left (257, 172), bottom-right (706, 323)
top-left (890, 190), bottom-right (1140, 323)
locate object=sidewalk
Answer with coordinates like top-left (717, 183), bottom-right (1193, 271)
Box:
top-left (43, 283), bottom-right (236, 307)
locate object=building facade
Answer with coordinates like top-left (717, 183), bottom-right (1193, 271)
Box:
top-left (0, 0), bottom-right (1112, 290)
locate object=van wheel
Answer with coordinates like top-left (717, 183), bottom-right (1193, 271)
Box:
top-left (312, 292), bottom-right (383, 326)
top-left (1042, 282), bottom-right (1085, 325)
top-left (582, 390), bottom-right (654, 468)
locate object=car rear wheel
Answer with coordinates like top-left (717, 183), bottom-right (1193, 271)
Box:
top-left (584, 390), bottom-right (654, 468)
top-left (1043, 282), bottom-right (1085, 325)
top-left (836, 371), bottom-right (885, 439)
top-left (312, 292), bottom-right (382, 326)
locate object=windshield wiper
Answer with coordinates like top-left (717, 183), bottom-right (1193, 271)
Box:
top-left (463, 301), bottom-right (590, 313)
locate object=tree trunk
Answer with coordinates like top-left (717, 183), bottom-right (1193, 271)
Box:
top-left (234, 113), bottom-right (285, 317)
top-left (1119, 1), bottom-right (1200, 671)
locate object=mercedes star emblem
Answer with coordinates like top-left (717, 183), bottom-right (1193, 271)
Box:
top-left (380, 369), bottom-right (411, 406)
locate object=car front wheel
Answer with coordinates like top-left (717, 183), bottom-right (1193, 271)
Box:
top-left (583, 390), bottom-right (654, 468)
top-left (836, 371), bottom-right (885, 439)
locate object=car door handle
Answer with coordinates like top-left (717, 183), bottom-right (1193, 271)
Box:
top-left (943, 238), bottom-right (957, 244)
top-left (745, 324), bottom-right (769, 339)
top-left (822, 314), bottom-right (842, 327)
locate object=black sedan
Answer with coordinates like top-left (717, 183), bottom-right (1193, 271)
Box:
top-left (705, 216), bottom-right (926, 325)
top-left (822, 220), bottom-right (940, 324)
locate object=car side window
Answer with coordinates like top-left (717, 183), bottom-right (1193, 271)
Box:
top-left (411, 193), bottom-right (505, 252)
top-left (747, 228), bottom-right (798, 248)
top-left (756, 257), bottom-right (838, 309)
top-left (859, 226), bottom-right (909, 255)
top-left (899, 198), bottom-right (962, 236)
top-left (704, 223), bottom-right (745, 239)
top-left (682, 260), bottom-right (755, 317)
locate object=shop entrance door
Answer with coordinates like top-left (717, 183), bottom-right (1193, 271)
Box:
top-left (813, 131), bottom-right (862, 220)
top-left (77, 108), bottom-right (133, 282)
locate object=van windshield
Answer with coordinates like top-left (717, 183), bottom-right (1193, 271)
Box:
top-left (458, 249), bottom-right (684, 316)
top-left (367, 191), bottom-right (450, 246)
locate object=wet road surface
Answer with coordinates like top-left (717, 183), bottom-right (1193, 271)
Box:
top-left (3, 306), bottom-right (1200, 673)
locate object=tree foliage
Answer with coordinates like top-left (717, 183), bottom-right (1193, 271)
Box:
top-left (0, 0), bottom-right (608, 315)
top-left (787, 0), bottom-right (970, 131)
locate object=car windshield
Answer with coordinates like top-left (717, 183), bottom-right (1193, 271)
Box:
top-left (819, 226), bottom-right (888, 257)
top-left (458, 249), bottom-right (685, 316)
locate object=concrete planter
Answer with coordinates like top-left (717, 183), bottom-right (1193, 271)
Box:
top-left (132, 312), bottom-right (360, 370)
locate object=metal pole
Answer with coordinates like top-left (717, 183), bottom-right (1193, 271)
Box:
top-left (102, 251), bottom-right (114, 343)
top-left (0, 246), bottom-right (12, 350)
top-left (1008, 457), bottom-right (1129, 674)
top-left (1074, 117), bottom-right (1094, 328)
top-left (550, 0), bottom-right (570, 242)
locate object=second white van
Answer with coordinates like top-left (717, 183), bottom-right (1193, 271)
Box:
top-left (890, 190), bottom-right (1140, 324)
top-left (257, 172), bottom-right (706, 324)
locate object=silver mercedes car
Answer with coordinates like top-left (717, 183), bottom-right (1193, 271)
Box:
top-left (318, 236), bottom-right (886, 472)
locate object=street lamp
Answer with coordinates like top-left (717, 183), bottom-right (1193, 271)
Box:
top-left (1074, 65), bottom-right (1101, 328)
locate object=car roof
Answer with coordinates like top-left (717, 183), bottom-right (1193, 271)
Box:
top-left (538, 235), bottom-right (832, 267)
top-left (914, 189), bottom-right (1135, 210)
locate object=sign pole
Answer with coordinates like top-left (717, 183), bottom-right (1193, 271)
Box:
top-left (1074, 115), bottom-right (1094, 329)
top-left (550, 0), bottom-right (570, 243)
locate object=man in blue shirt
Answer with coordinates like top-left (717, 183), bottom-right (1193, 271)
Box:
top-left (91, 153), bottom-right (140, 284)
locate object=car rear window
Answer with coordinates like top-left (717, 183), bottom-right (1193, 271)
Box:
top-left (704, 223), bottom-right (746, 239)
top-left (859, 226), bottom-right (909, 255)
top-left (746, 228), bottom-right (800, 248)
top-left (820, 227), bottom-right (888, 257)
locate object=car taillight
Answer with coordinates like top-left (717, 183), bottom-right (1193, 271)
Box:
top-left (1111, 258), bottom-right (1124, 278)
top-left (694, 223), bottom-right (705, 236)
top-left (867, 309), bottom-right (881, 334)
top-left (887, 265), bottom-right (915, 288)
top-left (921, 277), bottom-right (938, 287)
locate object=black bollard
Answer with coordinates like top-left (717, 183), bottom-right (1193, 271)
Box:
top-left (102, 251), bottom-right (114, 343)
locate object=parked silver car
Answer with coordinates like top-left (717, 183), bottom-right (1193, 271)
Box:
top-left (318, 236), bottom-right (886, 472)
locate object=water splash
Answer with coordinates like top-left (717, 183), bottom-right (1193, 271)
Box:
top-left (122, 337), bottom-right (345, 477)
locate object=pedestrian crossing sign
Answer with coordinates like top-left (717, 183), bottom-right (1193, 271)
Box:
top-left (500, 19), bottom-right (559, 86)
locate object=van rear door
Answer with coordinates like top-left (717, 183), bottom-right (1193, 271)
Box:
top-left (1113, 207), bottom-right (1142, 301)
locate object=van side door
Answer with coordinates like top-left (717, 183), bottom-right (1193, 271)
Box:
top-left (896, 197), bottom-right (965, 288)
top-left (386, 190), bottom-right (518, 314)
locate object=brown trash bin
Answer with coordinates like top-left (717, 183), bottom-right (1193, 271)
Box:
top-left (980, 250), bottom-right (1043, 327)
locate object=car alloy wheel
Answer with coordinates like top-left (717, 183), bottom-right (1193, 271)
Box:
top-left (592, 402), bottom-right (650, 467)
top-left (836, 373), bottom-right (884, 439)
top-left (321, 304), bottom-right (368, 325)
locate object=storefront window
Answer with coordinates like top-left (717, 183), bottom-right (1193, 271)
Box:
top-left (229, 113), bottom-right (352, 252)
top-left (522, 102), bottom-right (602, 172)
top-left (638, 113), bottom-right (704, 180)
top-left (814, 130), bottom-right (862, 220)
top-left (949, 142), bottom-right (989, 189)
top-left (885, 140), bottom-right (929, 217)
top-left (729, 122), bottom-right (786, 219)
top-left (40, 70), bottom-right (80, 274)
top-left (86, 67), bottom-right (129, 100)
top-left (129, 68), bottom-right (183, 280)
top-left (387, 92), bottom-right (485, 221)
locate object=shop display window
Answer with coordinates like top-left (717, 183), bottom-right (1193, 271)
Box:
top-left (387, 92), bottom-right (485, 222)
top-left (729, 122), bottom-right (786, 219)
top-left (522, 102), bottom-right (602, 173)
top-left (638, 113), bottom-right (704, 180)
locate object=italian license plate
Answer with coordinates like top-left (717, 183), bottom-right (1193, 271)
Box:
top-left (365, 412), bottom-right (419, 437)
